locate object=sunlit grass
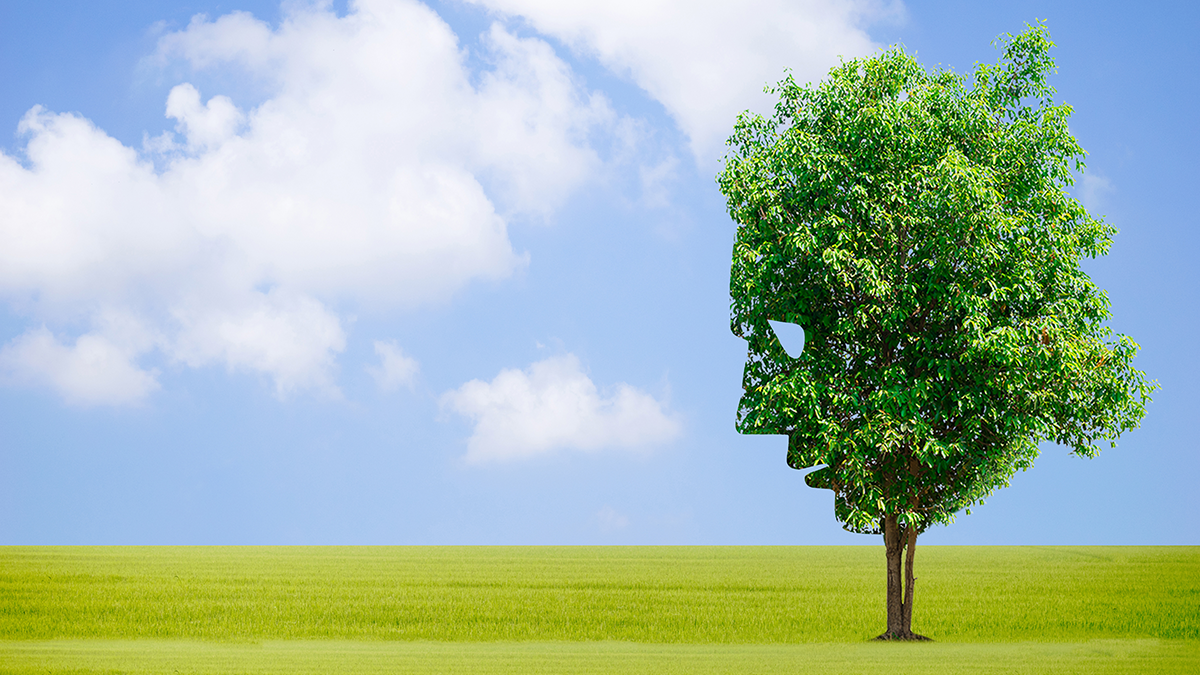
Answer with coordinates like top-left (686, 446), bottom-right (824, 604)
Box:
top-left (1, 546), bottom-right (1196, 643)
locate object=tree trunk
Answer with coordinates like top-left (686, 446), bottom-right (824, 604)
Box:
top-left (883, 514), bottom-right (904, 637)
top-left (877, 516), bottom-right (930, 641)
top-left (902, 527), bottom-right (917, 634)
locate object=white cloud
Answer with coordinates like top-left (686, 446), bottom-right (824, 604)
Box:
top-left (164, 83), bottom-right (245, 151)
top-left (0, 0), bottom-right (613, 405)
top-left (467, 0), bottom-right (902, 164)
top-left (0, 327), bottom-right (160, 407)
top-left (171, 288), bottom-right (346, 397)
top-left (368, 340), bottom-right (420, 392)
top-left (441, 353), bottom-right (681, 464)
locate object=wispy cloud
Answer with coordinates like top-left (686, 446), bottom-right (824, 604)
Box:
top-left (596, 505), bottom-right (629, 532)
top-left (367, 340), bottom-right (420, 392)
top-left (1079, 173), bottom-right (1115, 213)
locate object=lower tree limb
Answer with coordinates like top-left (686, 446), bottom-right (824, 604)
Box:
top-left (901, 527), bottom-right (927, 638)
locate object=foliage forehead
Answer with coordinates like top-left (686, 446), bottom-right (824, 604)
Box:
top-left (719, 24), bottom-right (1154, 535)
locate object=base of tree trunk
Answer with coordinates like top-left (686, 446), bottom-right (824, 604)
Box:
top-left (873, 630), bottom-right (932, 642)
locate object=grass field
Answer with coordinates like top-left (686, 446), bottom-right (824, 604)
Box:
top-left (1, 546), bottom-right (1197, 673)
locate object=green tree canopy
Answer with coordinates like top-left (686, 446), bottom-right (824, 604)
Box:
top-left (719, 23), bottom-right (1155, 639)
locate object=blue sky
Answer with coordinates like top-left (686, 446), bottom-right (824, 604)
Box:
top-left (1, 0), bottom-right (1196, 545)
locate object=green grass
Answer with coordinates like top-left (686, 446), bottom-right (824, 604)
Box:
top-left (1, 546), bottom-right (1197, 673)
top-left (2, 639), bottom-right (1198, 674)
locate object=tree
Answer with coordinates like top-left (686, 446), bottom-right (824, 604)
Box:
top-left (718, 23), bottom-right (1155, 641)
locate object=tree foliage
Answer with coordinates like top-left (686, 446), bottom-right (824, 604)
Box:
top-left (720, 23), bottom-right (1155, 538)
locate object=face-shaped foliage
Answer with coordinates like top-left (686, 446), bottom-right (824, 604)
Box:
top-left (720, 24), bottom-right (1155, 535)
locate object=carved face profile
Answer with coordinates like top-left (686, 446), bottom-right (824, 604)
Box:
top-left (729, 227), bottom-right (882, 534)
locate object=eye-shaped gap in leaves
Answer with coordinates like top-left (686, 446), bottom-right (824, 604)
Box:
top-left (768, 320), bottom-right (806, 358)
